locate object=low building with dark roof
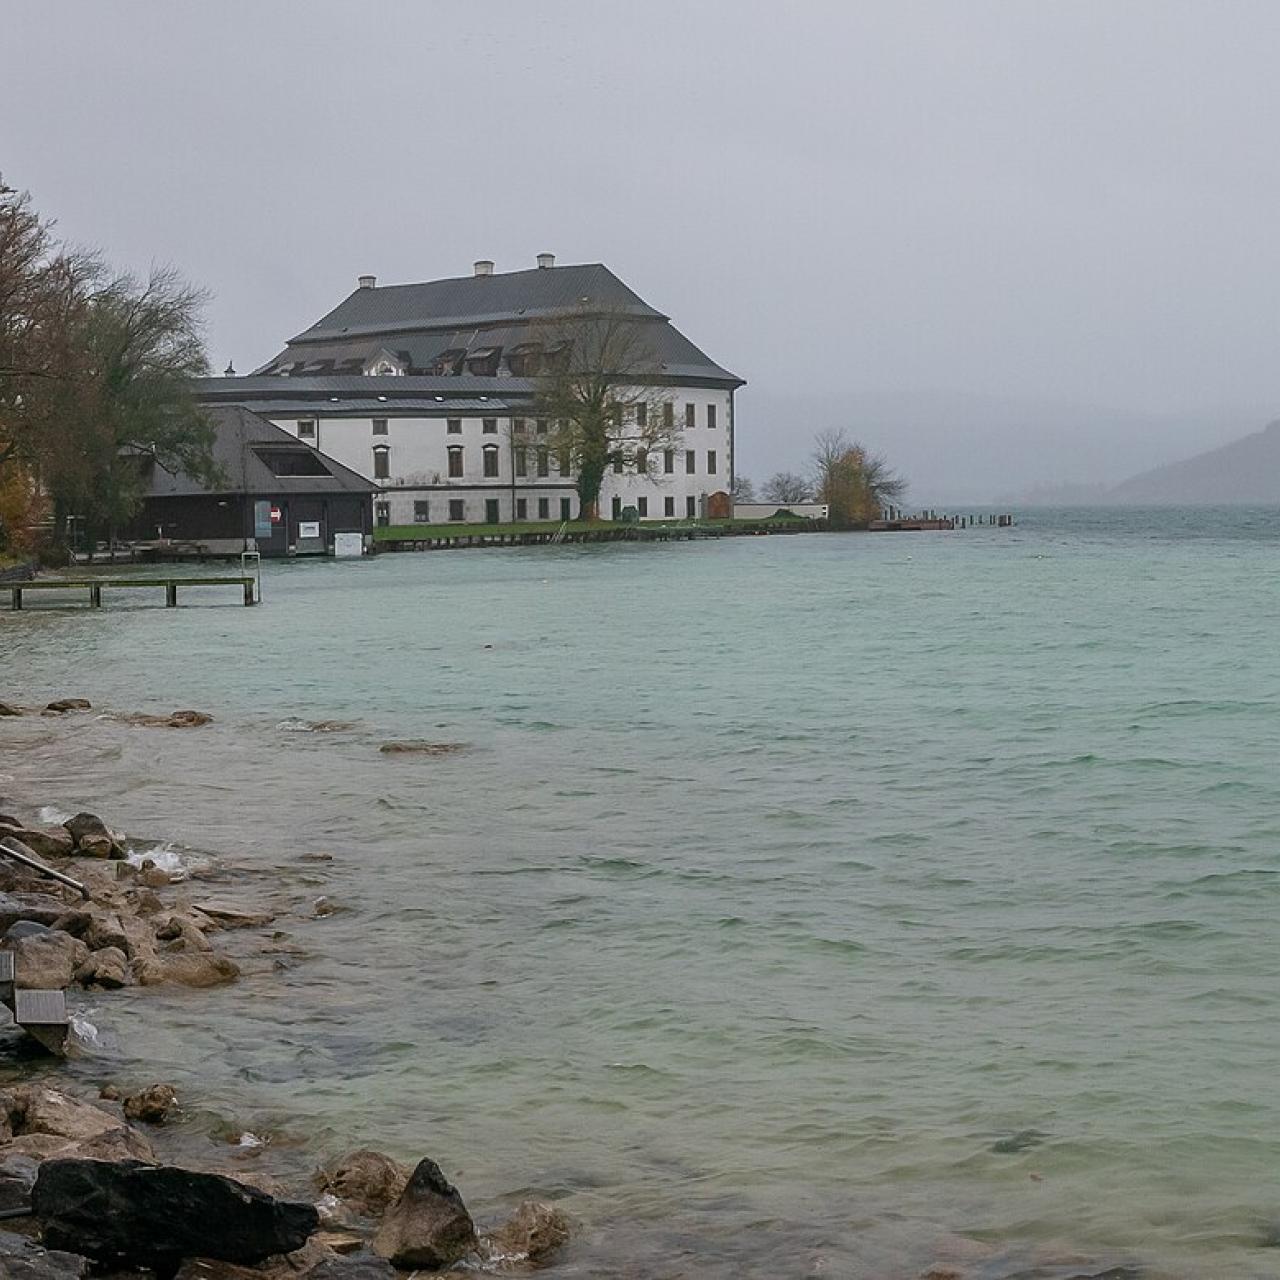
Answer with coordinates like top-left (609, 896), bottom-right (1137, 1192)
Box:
top-left (198, 255), bottom-right (743, 526)
top-left (127, 405), bottom-right (376, 556)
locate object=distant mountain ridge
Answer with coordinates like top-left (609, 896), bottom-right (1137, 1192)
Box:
top-left (1105, 419), bottom-right (1280, 504)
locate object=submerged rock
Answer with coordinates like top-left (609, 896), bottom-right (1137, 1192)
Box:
top-left (0, 702), bottom-right (25, 717)
top-left (194, 901), bottom-right (275, 929)
top-left (371, 1157), bottom-right (477, 1269)
top-left (319, 1149), bottom-right (409, 1217)
top-left (486, 1199), bottom-right (572, 1263)
top-left (122, 1084), bottom-right (178, 1125)
top-left (134, 949), bottom-right (239, 988)
top-left (62, 813), bottom-right (120, 860)
top-left (33, 1158), bottom-right (319, 1272)
top-left (378, 741), bottom-right (468, 756)
top-left (45, 699), bottom-right (91, 713)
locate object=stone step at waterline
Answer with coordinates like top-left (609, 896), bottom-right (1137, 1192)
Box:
top-left (0, 950), bottom-right (71, 1056)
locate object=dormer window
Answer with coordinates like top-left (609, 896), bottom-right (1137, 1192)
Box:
top-left (465, 346), bottom-right (502, 377)
top-left (430, 349), bottom-right (467, 376)
top-left (507, 342), bottom-right (542, 377)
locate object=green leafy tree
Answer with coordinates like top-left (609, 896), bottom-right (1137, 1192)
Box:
top-left (534, 304), bottom-right (681, 521)
top-left (46, 265), bottom-right (220, 546)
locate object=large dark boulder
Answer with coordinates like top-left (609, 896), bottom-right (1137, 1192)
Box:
top-left (371, 1157), bottom-right (477, 1269)
top-left (32, 1158), bottom-right (318, 1273)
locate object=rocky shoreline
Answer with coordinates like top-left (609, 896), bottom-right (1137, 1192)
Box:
top-left (0, 709), bottom-right (571, 1278)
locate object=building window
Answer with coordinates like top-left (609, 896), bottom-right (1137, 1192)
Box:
top-left (664, 401), bottom-right (674, 429)
top-left (447, 447), bottom-right (463, 479)
top-left (636, 402), bottom-right (647, 428)
top-left (298, 419), bottom-right (317, 440)
top-left (707, 404), bottom-right (717, 429)
top-left (610, 404), bottom-right (622, 427)
top-left (516, 497), bottom-right (528, 520)
top-left (449, 498), bottom-right (465, 522)
top-left (637, 496), bottom-right (648, 518)
top-left (414, 500), bottom-right (430, 523)
top-left (663, 449), bottom-right (674, 474)
top-left (686, 495), bottom-right (697, 518)
top-left (685, 404), bottom-right (695, 430)
top-left (612, 454), bottom-right (623, 474)
top-left (483, 445), bottom-right (500, 478)
top-left (536, 419), bottom-right (548, 436)
top-left (560, 497), bottom-right (572, 521)
top-left (513, 417), bottom-right (527, 435)
top-left (372, 418), bottom-right (388, 436)
top-left (635, 448), bottom-right (648, 472)
top-left (685, 450), bottom-right (696, 474)
top-left (447, 418), bottom-right (462, 434)
top-left (707, 450), bottom-right (717, 474)
top-left (486, 498), bottom-right (500, 523)
top-left (558, 447), bottom-right (571, 474)
top-left (482, 418), bottom-right (497, 434)
top-left (664, 495), bottom-right (675, 517)
top-left (536, 448), bottom-right (549, 478)
top-left (538, 497), bottom-right (549, 519)
top-left (612, 495), bottom-right (622, 519)
top-left (375, 502), bottom-right (390, 527)
top-left (373, 447), bottom-right (390, 480)
top-left (515, 447), bottom-right (528, 478)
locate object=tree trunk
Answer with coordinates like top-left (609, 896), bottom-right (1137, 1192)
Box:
top-left (577, 456), bottom-right (607, 523)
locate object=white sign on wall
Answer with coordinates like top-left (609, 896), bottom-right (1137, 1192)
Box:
top-left (298, 521), bottom-right (321, 539)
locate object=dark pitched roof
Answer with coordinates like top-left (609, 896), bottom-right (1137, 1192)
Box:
top-left (250, 262), bottom-right (743, 388)
top-left (291, 264), bottom-right (662, 342)
top-left (147, 406), bottom-right (378, 498)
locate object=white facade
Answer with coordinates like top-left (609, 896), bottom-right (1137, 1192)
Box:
top-left (272, 388), bottom-right (734, 526)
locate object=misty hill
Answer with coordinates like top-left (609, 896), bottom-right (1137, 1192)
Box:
top-left (1107, 420), bottom-right (1280, 504)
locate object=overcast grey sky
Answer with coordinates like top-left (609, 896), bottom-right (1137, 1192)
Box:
top-left (5, 1), bottom-right (1280, 500)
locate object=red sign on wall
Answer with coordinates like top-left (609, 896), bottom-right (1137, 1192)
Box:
top-left (269, 505), bottom-right (282, 525)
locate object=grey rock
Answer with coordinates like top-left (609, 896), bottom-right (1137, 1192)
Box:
top-left (0, 895), bottom-right (67, 932)
top-left (307, 1258), bottom-right (397, 1279)
top-left (0, 1228), bottom-right (89, 1279)
top-left (32, 1158), bottom-right (319, 1272)
top-left (62, 813), bottom-right (120, 859)
top-left (371, 1157), bottom-right (476, 1269)
top-left (6, 919), bottom-right (53, 941)
top-left (0, 1152), bottom-right (39, 1211)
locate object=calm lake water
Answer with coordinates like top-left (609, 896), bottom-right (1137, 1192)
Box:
top-left (3, 507), bottom-right (1280, 1278)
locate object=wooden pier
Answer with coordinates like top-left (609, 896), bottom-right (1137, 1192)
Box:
top-left (8, 575), bottom-right (258, 610)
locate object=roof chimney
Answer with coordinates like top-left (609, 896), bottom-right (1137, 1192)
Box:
top-left (223, 360), bottom-right (236, 377)
top-left (474, 259), bottom-right (494, 277)
top-left (357, 274), bottom-right (377, 289)
top-left (537, 253), bottom-right (555, 269)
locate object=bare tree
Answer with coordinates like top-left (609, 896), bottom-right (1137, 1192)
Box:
top-left (0, 177), bottom-right (95, 478)
top-left (533, 303), bottom-right (681, 521)
top-left (761, 471), bottom-right (813, 504)
top-left (811, 428), bottom-right (905, 527)
top-left (732, 474), bottom-right (756, 503)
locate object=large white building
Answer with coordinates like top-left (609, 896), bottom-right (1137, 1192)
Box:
top-left (200, 256), bottom-right (744, 530)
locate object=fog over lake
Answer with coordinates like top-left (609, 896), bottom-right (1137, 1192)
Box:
top-left (5, 1), bottom-right (1280, 500)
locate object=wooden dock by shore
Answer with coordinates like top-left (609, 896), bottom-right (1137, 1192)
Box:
top-left (8, 576), bottom-right (258, 609)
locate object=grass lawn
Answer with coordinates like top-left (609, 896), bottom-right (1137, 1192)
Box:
top-left (372, 516), bottom-right (814, 541)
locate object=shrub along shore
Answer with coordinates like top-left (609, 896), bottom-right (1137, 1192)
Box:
top-left (0, 697), bottom-right (570, 1278)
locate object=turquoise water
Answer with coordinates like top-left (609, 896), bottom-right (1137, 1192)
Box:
top-left (2, 507), bottom-right (1280, 1277)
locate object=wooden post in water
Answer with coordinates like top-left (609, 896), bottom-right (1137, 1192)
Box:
top-left (165, 582), bottom-right (177, 607)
